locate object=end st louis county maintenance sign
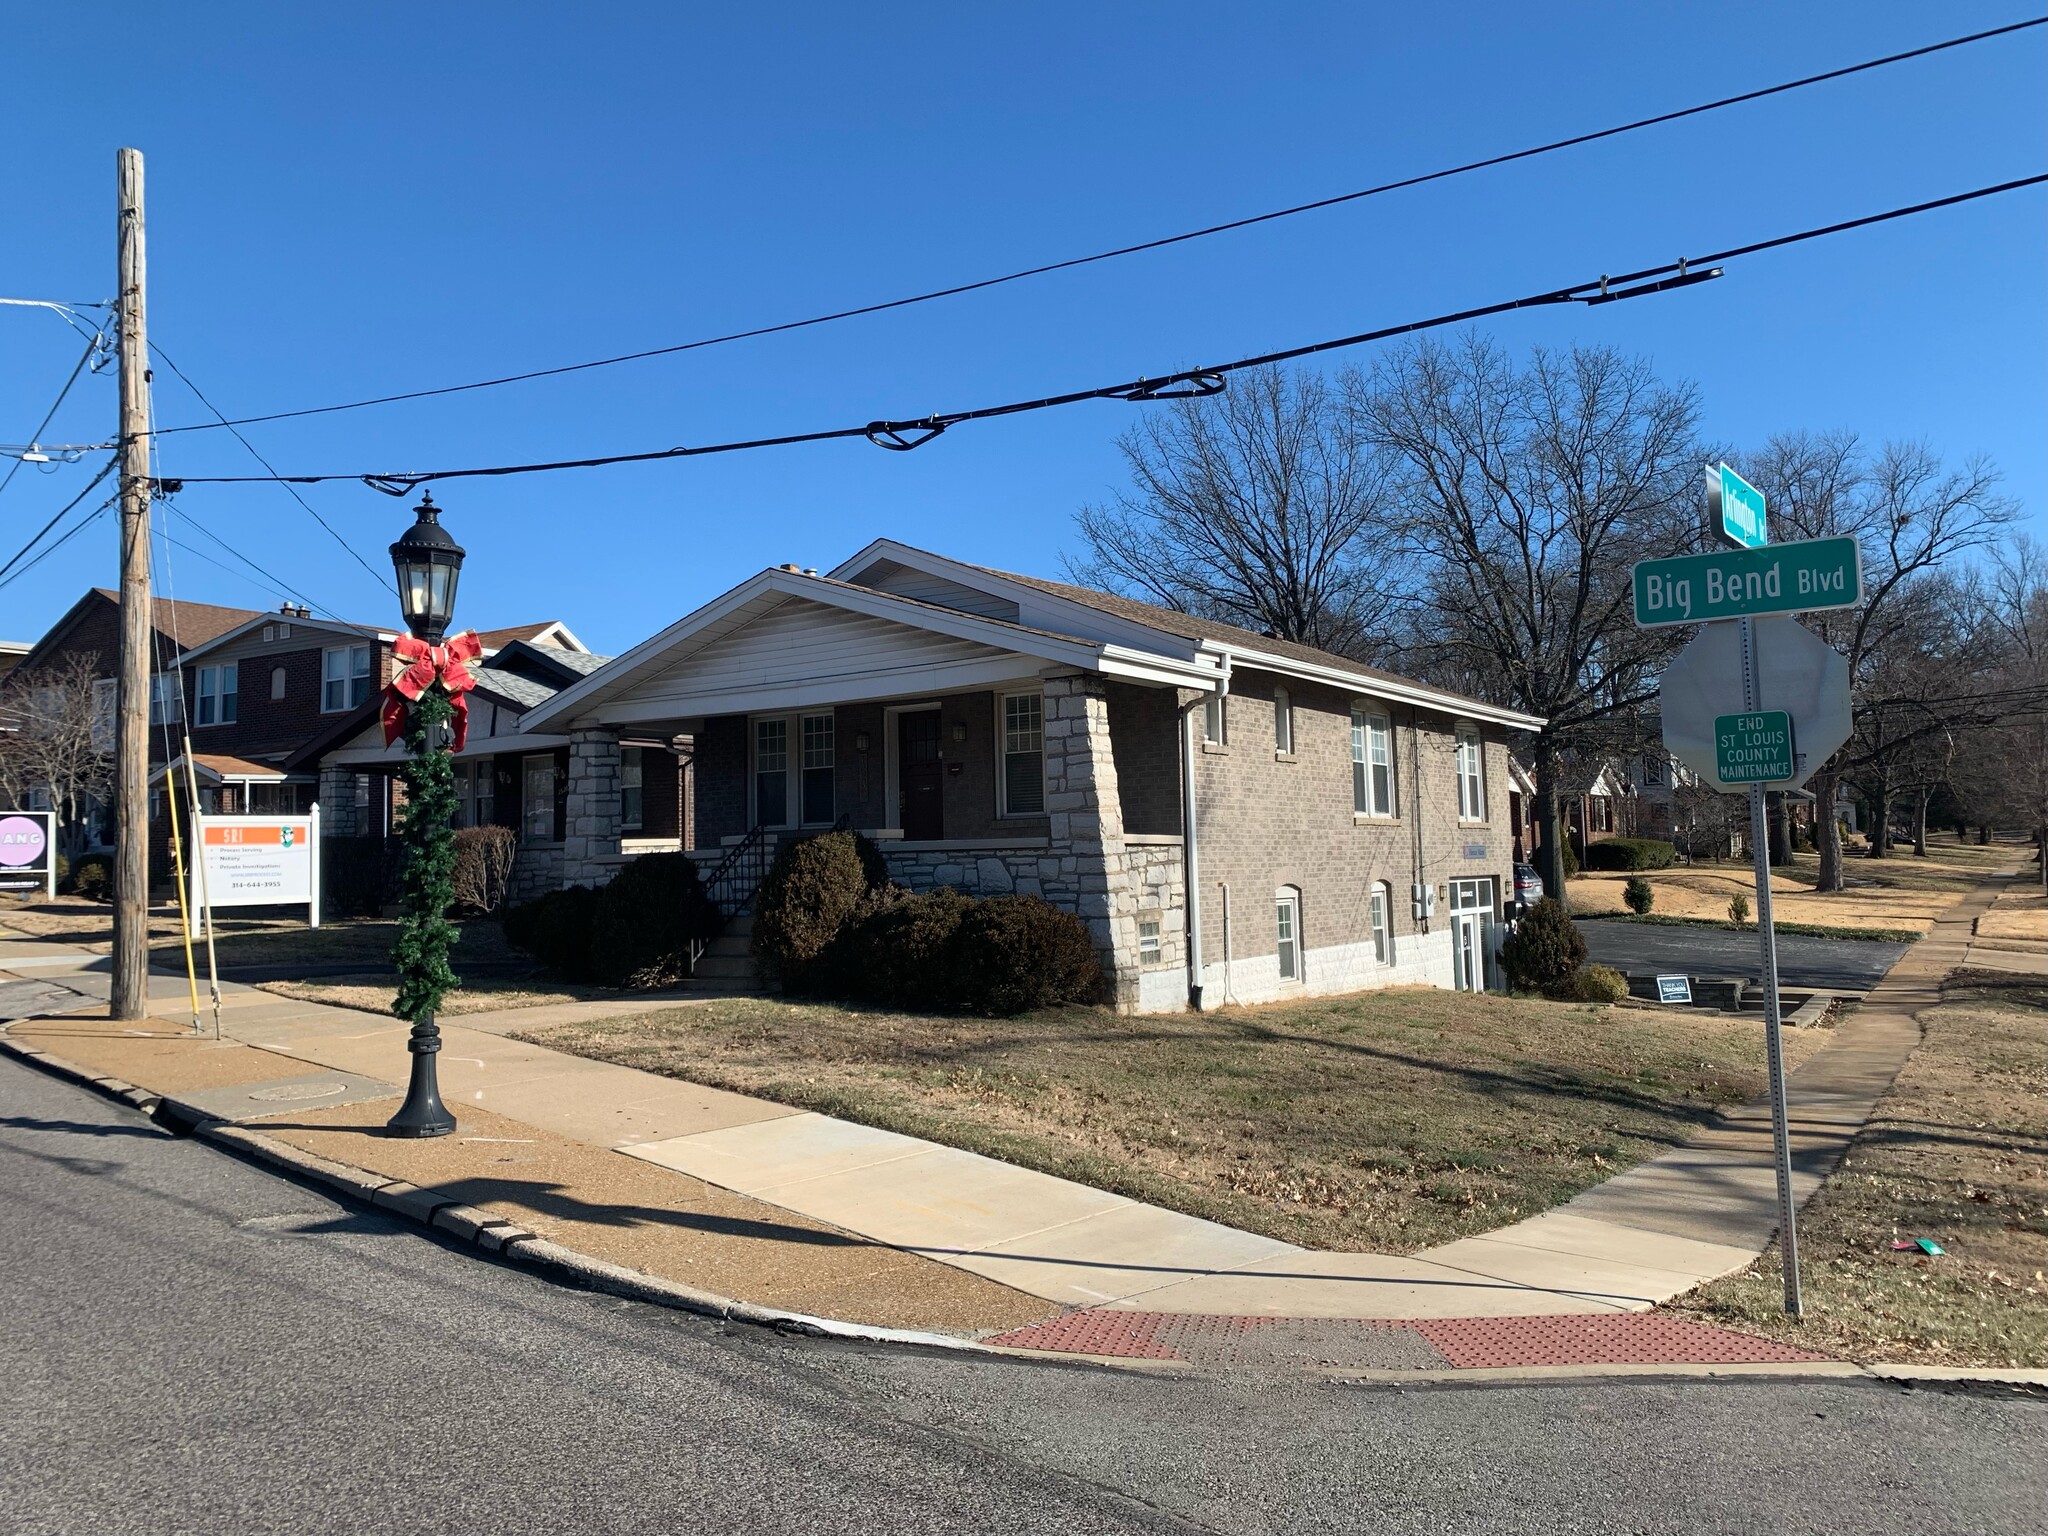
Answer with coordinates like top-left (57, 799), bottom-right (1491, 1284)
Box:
top-left (1632, 534), bottom-right (1862, 627)
top-left (1713, 710), bottom-right (1795, 784)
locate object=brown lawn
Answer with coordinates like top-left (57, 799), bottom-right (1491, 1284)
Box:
top-left (1674, 970), bottom-right (2048, 1369)
top-left (515, 988), bottom-right (1834, 1254)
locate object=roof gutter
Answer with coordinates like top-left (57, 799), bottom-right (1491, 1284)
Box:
top-left (1194, 641), bottom-right (1546, 732)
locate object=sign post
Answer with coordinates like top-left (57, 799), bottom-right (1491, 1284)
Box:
top-left (0, 811), bottom-right (59, 899)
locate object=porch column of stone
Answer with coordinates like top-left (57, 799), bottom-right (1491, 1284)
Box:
top-left (317, 764), bottom-right (359, 838)
top-left (562, 728), bottom-right (623, 887)
top-left (1042, 672), bottom-right (1142, 1009)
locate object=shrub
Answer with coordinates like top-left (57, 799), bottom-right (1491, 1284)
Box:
top-left (1727, 891), bottom-right (1752, 926)
top-left (69, 853), bottom-right (112, 901)
top-left (1501, 897), bottom-right (1586, 995)
top-left (1559, 838), bottom-right (1579, 878)
top-left (1583, 837), bottom-right (1677, 872)
top-left (592, 853), bottom-right (719, 987)
top-left (323, 837), bottom-right (398, 918)
top-left (503, 884), bottom-right (602, 981)
top-left (751, 830), bottom-right (887, 992)
top-left (450, 825), bottom-right (518, 916)
top-left (842, 887), bottom-right (971, 1010)
top-left (1623, 876), bottom-right (1654, 915)
top-left (1570, 963), bottom-right (1630, 1004)
top-left (947, 895), bottom-right (1105, 1015)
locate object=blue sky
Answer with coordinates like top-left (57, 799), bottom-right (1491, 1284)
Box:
top-left (2, 3), bottom-right (2041, 655)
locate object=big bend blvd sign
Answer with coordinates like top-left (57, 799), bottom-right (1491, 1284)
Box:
top-left (1632, 535), bottom-right (1862, 628)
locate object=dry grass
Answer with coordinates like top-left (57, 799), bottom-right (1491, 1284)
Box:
top-left (1674, 971), bottom-right (2048, 1369)
top-left (1568, 839), bottom-right (2014, 936)
top-left (516, 988), bottom-right (1834, 1254)
top-left (1977, 891), bottom-right (2048, 945)
top-left (254, 972), bottom-right (632, 1018)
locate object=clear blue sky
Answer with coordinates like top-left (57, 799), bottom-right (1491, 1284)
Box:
top-left (3, 3), bottom-right (2042, 655)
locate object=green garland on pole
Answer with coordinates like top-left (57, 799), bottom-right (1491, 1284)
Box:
top-left (392, 685), bottom-right (460, 1023)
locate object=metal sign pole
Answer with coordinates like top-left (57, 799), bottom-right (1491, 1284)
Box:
top-left (1740, 614), bottom-right (1803, 1316)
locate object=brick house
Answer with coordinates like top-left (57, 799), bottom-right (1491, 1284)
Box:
top-left (516, 541), bottom-right (1543, 1011)
top-left (1507, 758), bottom-right (1628, 866)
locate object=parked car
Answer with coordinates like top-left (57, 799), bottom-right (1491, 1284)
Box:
top-left (1512, 862), bottom-right (1544, 911)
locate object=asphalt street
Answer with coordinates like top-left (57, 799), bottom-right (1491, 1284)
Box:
top-left (1578, 920), bottom-right (1912, 991)
top-left (3, 1051), bottom-right (2041, 1536)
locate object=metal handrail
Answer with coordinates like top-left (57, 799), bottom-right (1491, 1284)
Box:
top-left (689, 822), bottom-right (771, 973)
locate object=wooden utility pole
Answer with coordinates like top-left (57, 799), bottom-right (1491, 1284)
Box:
top-left (111, 147), bottom-right (151, 1020)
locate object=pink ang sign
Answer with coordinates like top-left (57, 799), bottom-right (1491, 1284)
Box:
top-left (0, 815), bottom-right (48, 868)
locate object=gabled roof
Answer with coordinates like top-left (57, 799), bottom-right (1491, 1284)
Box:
top-left (830, 540), bottom-right (1548, 730)
top-left (149, 751), bottom-right (297, 786)
top-left (161, 609), bottom-right (393, 668)
top-left (474, 620), bottom-right (587, 653)
top-left (18, 589), bottom-right (266, 673)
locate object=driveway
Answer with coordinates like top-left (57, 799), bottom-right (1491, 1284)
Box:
top-left (1578, 919), bottom-right (1911, 991)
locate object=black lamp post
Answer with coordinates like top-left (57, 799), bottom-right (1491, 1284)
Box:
top-left (385, 491), bottom-right (466, 1138)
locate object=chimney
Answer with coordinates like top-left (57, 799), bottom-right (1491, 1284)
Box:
top-left (778, 563), bottom-right (803, 573)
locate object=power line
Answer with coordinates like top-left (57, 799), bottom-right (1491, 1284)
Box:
top-left (146, 341), bottom-right (397, 594)
top-left (0, 491), bottom-right (117, 596)
top-left (150, 16), bottom-right (2048, 439)
top-left (155, 496), bottom-right (382, 634)
top-left (0, 456), bottom-right (119, 585)
top-left (162, 173), bottom-right (2048, 495)
top-left (0, 329), bottom-right (110, 503)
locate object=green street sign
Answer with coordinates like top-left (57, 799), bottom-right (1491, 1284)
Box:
top-left (1709, 463), bottom-right (1767, 550)
top-left (1632, 535), bottom-right (1862, 628)
top-left (1715, 711), bottom-right (1796, 783)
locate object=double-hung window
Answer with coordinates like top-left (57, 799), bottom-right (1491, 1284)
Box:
top-left (1351, 708), bottom-right (1394, 817)
top-left (322, 645), bottom-right (374, 712)
top-left (621, 746), bottom-right (645, 830)
top-left (1273, 687), bottom-right (1293, 754)
top-left (1370, 882), bottom-right (1393, 964)
top-left (522, 753), bottom-right (558, 840)
top-left (754, 718), bottom-right (789, 827)
top-left (1000, 692), bottom-right (1045, 816)
top-left (1275, 889), bottom-right (1303, 983)
top-left (1456, 725), bottom-right (1486, 821)
top-left (454, 761), bottom-right (477, 827)
top-left (148, 675), bottom-right (182, 725)
top-left (800, 715), bottom-right (834, 824)
top-left (195, 663), bottom-right (237, 727)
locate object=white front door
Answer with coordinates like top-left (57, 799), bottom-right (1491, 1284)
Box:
top-left (1449, 878), bottom-right (1492, 992)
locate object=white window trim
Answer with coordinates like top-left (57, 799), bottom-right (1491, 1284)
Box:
top-left (1273, 687), bottom-right (1293, 756)
top-left (321, 644), bottom-right (373, 714)
top-left (1370, 882), bottom-right (1393, 965)
top-left (620, 744), bottom-right (645, 832)
top-left (995, 689), bottom-right (1047, 819)
top-left (749, 715), bottom-right (792, 829)
top-left (194, 663), bottom-right (237, 729)
top-left (1455, 722), bottom-right (1487, 823)
top-left (1275, 887), bottom-right (1304, 984)
top-left (798, 712), bottom-right (835, 827)
top-left (1352, 706), bottom-right (1396, 818)
top-left (1202, 693), bottom-right (1227, 747)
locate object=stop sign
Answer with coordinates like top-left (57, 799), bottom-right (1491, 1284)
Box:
top-left (1659, 617), bottom-right (1851, 790)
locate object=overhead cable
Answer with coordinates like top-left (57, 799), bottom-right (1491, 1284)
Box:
top-left (0, 329), bottom-right (112, 504)
top-left (149, 16), bottom-right (2048, 438)
top-left (160, 173), bottom-right (2048, 495)
top-left (0, 456), bottom-right (119, 585)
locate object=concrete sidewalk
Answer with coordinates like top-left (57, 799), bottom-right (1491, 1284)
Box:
top-left (0, 860), bottom-right (2015, 1332)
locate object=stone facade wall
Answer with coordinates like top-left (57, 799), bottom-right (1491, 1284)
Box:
top-left (561, 729), bottom-right (621, 887)
top-left (508, 841), bottom-right (563, 904)
top-left (317, 764), bottom-right (360, 838)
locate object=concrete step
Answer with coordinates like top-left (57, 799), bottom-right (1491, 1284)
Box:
top-left (692, 954), bottom-right (759, 981)
top-left (724, 911), bottom-right (755, 937)
top-left (700, 934), bottom-right (753, 959)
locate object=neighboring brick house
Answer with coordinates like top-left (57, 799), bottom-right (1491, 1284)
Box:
top-left (516, 540), bottom-right (1544, 1012)
top-left (1508, 758), bottom-right (1627, 867)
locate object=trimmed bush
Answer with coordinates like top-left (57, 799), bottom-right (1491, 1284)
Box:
top-left (450, 825), bottom-right (518, 916)
top-left (592, 853), bottom-right (720, 987)
top-left (947, 895), bottom-right (1105, 1015)
top-left (1582, 837), bottom-right (1677, 872)
top-left (751, 830), bottom-right (887, 992)
top-left (842, 887), bottom-right (970, 1010)
top-left (502, 884), bottom-right (602, 981)
top-left (69, 853), bottom-right (112, 901)
top-left (1570, 963), bottom-right (1629, 1004)
top-left (1623, 876), bottom-right (1654, 915)
top-left (1728, 891), bottom-right (1751, 926)
top-left (1501, 897), bottom-right (1586, 995)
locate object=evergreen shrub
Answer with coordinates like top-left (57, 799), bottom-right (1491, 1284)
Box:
top-left (503, 884), bottom-right (602, 981)
top-left (946, 895), bottom-right (1105, 1015)
top-left (1571, 963), bottom-right (1630, 1003)
top-left (751, 830), bottom-right (888, 992)
top-left (1583, 837), bottom-right (1677, 872)
top-left (842, 887), bottom-right (970, 1010)
top-left (593, 852), bottom-right (720, 987)
top-left (1501, 897), bottom-right (1586, 995)
top-left (1623, 876), bottom-right (1655, 914)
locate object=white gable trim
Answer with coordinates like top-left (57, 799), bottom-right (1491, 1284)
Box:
top-left (167, 611), bottom-right (394, 668)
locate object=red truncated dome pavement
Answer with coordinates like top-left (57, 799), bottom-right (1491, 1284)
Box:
top-left (986, 1311), bottom-right (1835, 1372)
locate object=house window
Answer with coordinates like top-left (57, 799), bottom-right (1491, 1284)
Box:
top-left (1643, 756), bottom-right (1663, 788)
top-left (1138, 919), bottom-right (1161, 960)
top-left (454, 761), bottom-right (476, 828)
top-left (522, 753), bottom-right (558, 841)
top-left (1000, 692), bottom-right (1045, 816)
top-left (1591, 796), bottom-right (1614, 833)
top-left (1456, 724), bottom-right (1486, 821)
top-left (621, 745), bottom-right (645, 830)
top-left (1273, 687), bottom-right (1293, 754)
top-left (1202, 694), bottom-right (1226, 745)
top-left (754, 718), bottom-right (789, 827)
top-left (91, 678), bottom-right (115, 751)
top-left (353, 774), bottom-right (371, 809)
top-left (270, 666), bottom-right (287, 701)
top-left (1352, 709), bottom-right (1394, 816)
top-left (148, 675), bottom-right (182, 725)
top-left (322, 645), bottom-right (373, 712)
top-left (195, 663), bottom-right (237, 727)
top-left (1275, 889), bottom-right (1303, 983)
top-left (1370, 883), bottom-right (1393, 965)
top-left (800, 715), bottom-right (834, 824)
top-left (262, 624), bottom-right (275, 643)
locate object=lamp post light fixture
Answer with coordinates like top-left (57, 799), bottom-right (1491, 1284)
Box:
top-left (384, 491), bottom-right (467, 1139)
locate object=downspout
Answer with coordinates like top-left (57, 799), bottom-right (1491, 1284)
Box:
top-left (1181, 656), bottom-right (1231, 1011)
top-left (1409, 704), bottom-right (1428, 939)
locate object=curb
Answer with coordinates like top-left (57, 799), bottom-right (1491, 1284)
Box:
top-left (7, 1025), bottom-right (2043, 1392)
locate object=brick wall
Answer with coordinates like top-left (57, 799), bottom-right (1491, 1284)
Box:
top-left (1104, 680), bottom-right (1181, 835)
top-left (694, 715), bottom-right (748, 845)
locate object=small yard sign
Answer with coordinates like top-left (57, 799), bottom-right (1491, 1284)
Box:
top-left (0, 810), bottom-right (58, 897)
top-left (1655, 974), bottom-right (1693, 1005)
top-left (188, 809), bottom-right (320, 937)
top-left (1713, 711), bottom-right (1796, 784)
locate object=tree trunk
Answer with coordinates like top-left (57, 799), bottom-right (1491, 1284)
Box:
top-left (1767, 791), bottom-right (1791, 866)
top-left (1912, 787), bottom-right (1929, 857)
top-left (1813, 765), bottom-right (1845, 891)
top-left (1868, 780), bottom-right (1892, 858)
top-left (1978, 822), bottom-right (1990, 845)
top-left (1532, 733), bottom-right (1568, 900)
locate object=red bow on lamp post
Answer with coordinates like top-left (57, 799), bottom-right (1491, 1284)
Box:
top-left (380, 630), bottom-right (484, 751)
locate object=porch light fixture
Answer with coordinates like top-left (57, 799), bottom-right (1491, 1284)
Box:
top-left (389, 490), bottom-right (466, 643)
top-left (854, 731), bottom-right (870, 753)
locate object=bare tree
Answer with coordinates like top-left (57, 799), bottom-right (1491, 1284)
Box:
top-left (1350, 336), bottom-right (1703, 897)
top-left (1067, 366), bottom-right (1395, 657)
top-left (0, 652), bottom-right (113, 862)
top-left (1735, 435), bottom-right (2018, 890)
